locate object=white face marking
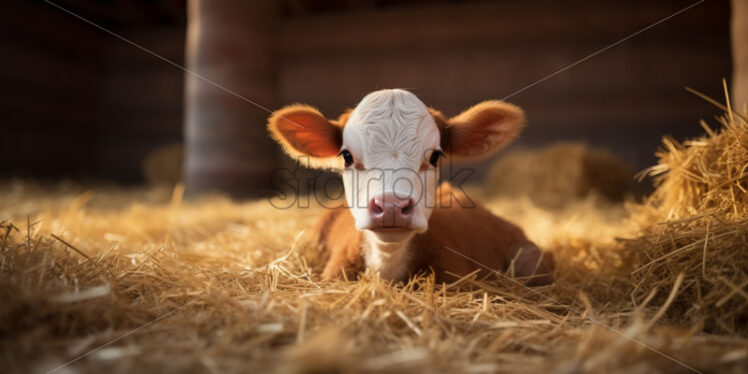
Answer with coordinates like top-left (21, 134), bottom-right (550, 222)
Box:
top-left (340, 89), bottom-right (441, 236)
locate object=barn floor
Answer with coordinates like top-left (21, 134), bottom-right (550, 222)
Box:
top-left (3, 104), bottom-right (748, 374)
top-left (0, 176), bottom-right (745, 374)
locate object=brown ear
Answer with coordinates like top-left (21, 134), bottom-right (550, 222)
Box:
top-left (267, 104), bottom-right (343, 168)
top-left (443, 101), bottom-right (525, 159)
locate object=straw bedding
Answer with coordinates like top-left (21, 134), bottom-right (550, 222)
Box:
top-left (2, 99), bottom-right (748, 373)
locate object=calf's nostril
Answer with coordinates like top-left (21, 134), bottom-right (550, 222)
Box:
top-left (401, 199), bottom-right (414, 216)
top-left (370, 199), bottom-right (384, 215)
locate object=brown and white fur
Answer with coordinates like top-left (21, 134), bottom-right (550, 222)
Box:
top-left (268, 89), bottom-right (553, 285)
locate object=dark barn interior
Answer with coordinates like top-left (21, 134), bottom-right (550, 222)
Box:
top-left (0, 0), bottom-right (732, 188)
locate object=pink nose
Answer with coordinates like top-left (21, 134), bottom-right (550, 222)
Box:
top-left (369, 194), bottom-right (414, 228)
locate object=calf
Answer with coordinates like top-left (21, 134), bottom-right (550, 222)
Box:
top-left (268, 89), bottom-right (553, 285)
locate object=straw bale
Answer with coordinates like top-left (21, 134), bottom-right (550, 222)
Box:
top-left (484, 143), bottom-right (633, 209)
top-left (142, 144), bottom-right (183, 186)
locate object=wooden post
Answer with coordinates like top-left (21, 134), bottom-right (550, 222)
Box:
top-left (733, 0), bottom-right (748, 111)
top-left (184, 0), bottom-right (279, 197)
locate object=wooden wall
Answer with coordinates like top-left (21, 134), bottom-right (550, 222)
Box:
top-left (97, 28), bottom-right (185, 181)
top-left (0, 0), bottom-right (732, 185)
top-left (0, 1), bottom-right (103, 178)
top-left (0, 0), bottom-right (185, 182)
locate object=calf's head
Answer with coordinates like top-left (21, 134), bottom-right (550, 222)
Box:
top-left (268, 89), bottom-right (524, 244)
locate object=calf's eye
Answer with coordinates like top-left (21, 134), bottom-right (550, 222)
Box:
top-left (339, 150), bottom-right (354, 167)
top-left (429, 150), bottom-right (444, 167)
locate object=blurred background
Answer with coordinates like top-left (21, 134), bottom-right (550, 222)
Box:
top-left (0, 0), bottom-right (738, 198)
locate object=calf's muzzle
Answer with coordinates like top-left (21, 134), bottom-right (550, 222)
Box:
top-left (368, 194), bottom-right (414, 229)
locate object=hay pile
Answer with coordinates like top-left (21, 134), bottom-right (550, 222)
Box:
top-left (483, 143), bottom-right (633, 209)
top-left (142, 144), bottom-right (183, 187)
top-left (626, 95), bottom-right (748, 335)
top-left (2, 98), bottom-right (748, 373)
